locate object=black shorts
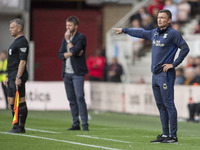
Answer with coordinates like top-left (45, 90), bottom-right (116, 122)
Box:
top-left (7, 69), bottom-right (28, 98)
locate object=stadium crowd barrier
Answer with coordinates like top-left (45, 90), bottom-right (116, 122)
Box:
top-left (1, 81), bottom-right (198, 118)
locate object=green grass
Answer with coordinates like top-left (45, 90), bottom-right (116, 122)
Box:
top-left (0, 110), bottom-right (200, 150)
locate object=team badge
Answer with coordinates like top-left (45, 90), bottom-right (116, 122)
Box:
top-left (20, 47), bottom-right (27, 53)
top-left (163, 34), bottom-right (168, 38)
top-left (163, 83), bottom-right (167, 90)
top-left (9, 49), bottom-right (12, 55)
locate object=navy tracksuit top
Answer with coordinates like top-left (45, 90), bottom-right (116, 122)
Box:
top-left (123, 25), bottom-right (190, 137)
top-left (122, 25), bottom-right (190, 74)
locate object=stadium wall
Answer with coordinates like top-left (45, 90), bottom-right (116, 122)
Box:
top-left (1, 81), bottom-right (198, 119)
top-left (31, 9), bottom-right (102, 81)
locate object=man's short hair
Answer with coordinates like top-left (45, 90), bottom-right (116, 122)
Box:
top-left (66, 16), bottom-right (79, 25)
top-left (159, 9), bottom-right (172, 19)
top-left (10, 18), bottom-right (24, 31)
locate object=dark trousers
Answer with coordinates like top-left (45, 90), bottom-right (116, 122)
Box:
top-left (1, 82), bottom-right (8, 109)
top-left (152, 70), bottom-right (177, 137)
top-left (63, 73), bottom-right (88, 128)
top-left (188, 103), bottom-right (200, 120)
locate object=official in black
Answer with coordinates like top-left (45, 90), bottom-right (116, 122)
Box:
top-left (4, 18), bottom-right (29, 133)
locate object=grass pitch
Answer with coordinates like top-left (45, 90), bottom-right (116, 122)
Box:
top-left (0, 110), bottom-right (200, 150)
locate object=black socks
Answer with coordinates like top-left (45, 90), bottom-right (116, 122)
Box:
top-left (18, 102), bottom-right (28, 128)
top-left (10, 102), bottom-right (28, 129)
top-left (11, 104), bottom-right (14, 117)
top-left (10, 104), bottom-right (18, 128)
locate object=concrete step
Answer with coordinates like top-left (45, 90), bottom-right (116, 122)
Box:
top-left (127, 51), bottom-right (152, 83)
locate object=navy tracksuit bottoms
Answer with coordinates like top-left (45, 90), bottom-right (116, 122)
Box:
top-left (152, 69), bottom-right (177, 137)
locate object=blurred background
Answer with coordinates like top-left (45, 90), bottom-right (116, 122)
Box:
top-left (1, 0), bottom-right (200, 83)
top-left (1, 0), bottom-right (200, 120)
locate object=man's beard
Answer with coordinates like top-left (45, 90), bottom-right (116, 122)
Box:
top-left (70, 28), bottom-right (75, 35)
top-left (10, 32), bottom-right (17, 37)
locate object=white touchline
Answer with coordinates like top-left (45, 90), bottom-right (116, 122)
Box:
top-left (26, 128), bottom-right (61, 134)
top-left (0, 132), bottom-right (121, 150)
top-left (77, 135), bottom-right (133, 143)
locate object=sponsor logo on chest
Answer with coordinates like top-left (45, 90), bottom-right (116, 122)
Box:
top-left (153, 40), bottom-right (165, 47)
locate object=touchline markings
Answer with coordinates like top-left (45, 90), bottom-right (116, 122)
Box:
top-left (77, 135), bottom-right (133, 143)
top-left (26, 128), bottom-right (61, 134)
top-left (0, 132), bottom-right (121, 150)
top-left (23, 128), bottom-right (132, 144)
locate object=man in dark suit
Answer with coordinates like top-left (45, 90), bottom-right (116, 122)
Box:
top-left (58, 16), bottom-right (89, 131)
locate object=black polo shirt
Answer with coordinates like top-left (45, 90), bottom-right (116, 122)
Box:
top-left (7, 35), bottom-right (29, 73)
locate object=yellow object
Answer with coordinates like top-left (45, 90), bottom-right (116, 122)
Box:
top-left (12, 91), bottom-right (19, 126)
top-left (0, 58), bottom-right (7, 82)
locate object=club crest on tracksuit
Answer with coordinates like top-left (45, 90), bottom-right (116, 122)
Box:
top-left (163, 83), bottom-right (167, 90)
top-left (163, 34), bottom-right (168, 38)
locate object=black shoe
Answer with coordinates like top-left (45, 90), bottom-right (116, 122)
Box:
top-left (150, 134), bottom-right (168, 143)
top-left (161, 136), bottom-right (178, 143)
top-left (67, 126), bottom-right (80, 131)
top-left (8, 127), bottom-right (19, 133)
top-left (18, 127), bottom-right (26, 133)
top-left (83, 127), bottom-right (89, 131)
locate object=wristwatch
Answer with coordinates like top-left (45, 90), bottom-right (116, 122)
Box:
top-left (16, 75), bottom-right (21, 79)
top-left (66, 40), bottom-right (71, 44)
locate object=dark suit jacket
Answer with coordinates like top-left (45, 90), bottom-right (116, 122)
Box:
top-left (58, 31), bottom-right (88, 77)
top-left (107, 64), bottom-right (123, 82)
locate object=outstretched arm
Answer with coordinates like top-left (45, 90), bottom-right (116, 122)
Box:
top-left (113, 27), bottom-right (152, 40)
top-left (113, 28), bottom-right (123, 34)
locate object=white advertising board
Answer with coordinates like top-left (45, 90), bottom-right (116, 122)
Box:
top-left (1, 81), bottom-right (198, 119)
top-left (0, 81), bottom-right (91, 111)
